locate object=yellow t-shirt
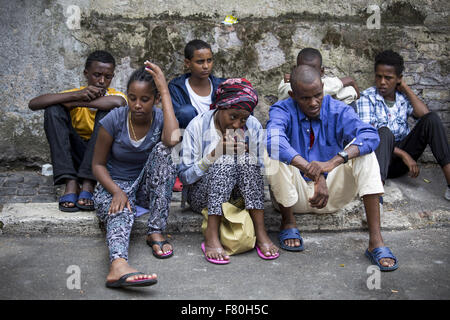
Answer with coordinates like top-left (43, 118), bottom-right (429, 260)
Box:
top-left (62, 87), bottom-right (127, 140)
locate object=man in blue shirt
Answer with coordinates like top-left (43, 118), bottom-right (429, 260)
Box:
top-left (357, 50), bottom-right (450, 201)
top-left (265, 65), bottom-right (398, 271)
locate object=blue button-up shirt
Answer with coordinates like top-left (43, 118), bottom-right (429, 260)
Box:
top-left (266, 95), bottom-right (380, 179)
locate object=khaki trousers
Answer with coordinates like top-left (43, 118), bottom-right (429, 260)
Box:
top-left (265, 151), bottom-right (384, 214)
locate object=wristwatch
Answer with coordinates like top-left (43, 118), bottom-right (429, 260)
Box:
top-left (338, 151), bottom-right (348, 163)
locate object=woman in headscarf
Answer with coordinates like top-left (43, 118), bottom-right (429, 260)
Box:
top-left (178, 78), bottom-right (279, 264)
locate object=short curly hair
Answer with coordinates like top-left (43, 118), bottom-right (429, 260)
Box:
top-left (84, 50), bottom-right (116, 70)
top-left (297, 48), bottom-right (322, 67)
top-left (374, 50), bottom-right (404, 76)
top-left (184, 39), bottom-right (211, 60)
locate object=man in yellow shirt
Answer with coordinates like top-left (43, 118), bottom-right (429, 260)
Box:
top-left (29, 50), bottom-right (127, 212)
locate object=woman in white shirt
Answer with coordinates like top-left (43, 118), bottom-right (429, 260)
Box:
top-left (178, 78), bottom-right (279, 264)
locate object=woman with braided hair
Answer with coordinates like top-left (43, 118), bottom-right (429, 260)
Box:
top-left (92, 61), bottom-right (180, 288)
top-left (178, 78), bottom-right (279, 264)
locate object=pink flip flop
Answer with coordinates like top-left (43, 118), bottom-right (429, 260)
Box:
top-left (201, 242), bottom-right (230, 265)
top-left (255, 244), bottom-right (280, 260)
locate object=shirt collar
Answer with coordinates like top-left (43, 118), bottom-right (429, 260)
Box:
top-left (373, 87), bottom-right (408, 106)
top-left (374, 88), bottom-right (386, 102)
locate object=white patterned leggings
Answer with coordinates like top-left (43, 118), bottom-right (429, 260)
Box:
top-left (187, 154), bottom-right (265, 216)
top-left (94, 142), bottom-right (176, 263)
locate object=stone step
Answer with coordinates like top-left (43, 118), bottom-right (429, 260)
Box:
top-left (1, 184), bottom-right (448, 236)
top-left (1, 166), bottom-right (449, 236)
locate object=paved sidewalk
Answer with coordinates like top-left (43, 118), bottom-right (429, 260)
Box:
top-left (0, 165), bottom-right (449, 304)
top-left (0, 228), bottom-right (449, 300)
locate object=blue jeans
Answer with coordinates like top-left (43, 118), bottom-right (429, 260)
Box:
top-left (174, 104), bottom-right (198, 129)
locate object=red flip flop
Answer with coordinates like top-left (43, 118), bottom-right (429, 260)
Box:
top-left (172, 176), bottom-right (183, 192)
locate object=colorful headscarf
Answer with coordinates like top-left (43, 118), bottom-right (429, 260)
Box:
top-left (210, 78), bottom-right (258, 113)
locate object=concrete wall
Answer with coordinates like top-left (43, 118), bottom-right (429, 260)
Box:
top-left (1, 0), bottom-right (449, 167)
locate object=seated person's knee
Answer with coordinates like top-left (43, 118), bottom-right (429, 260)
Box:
top-left (43, 104), bottom-right (70, 123)
top-left (44, 104), bottom-right (65, 115)
top-left (421, 111), bottom-right (439, 124)
top-left (378, 126), bottom-right (395, 140)
top-left (175, 105), bottom-right (198, 129)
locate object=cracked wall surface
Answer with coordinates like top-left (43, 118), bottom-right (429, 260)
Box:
top-left (0, 0), bottom-right (449, 167)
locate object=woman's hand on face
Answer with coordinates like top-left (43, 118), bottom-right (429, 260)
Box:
top-left (209, 135), bottom-right (227, 161)
top-left (108, 189), bottom-right (132, 215)
top-left (223, 132), bottom-right (247, 156)
top-left (231, 129), bottom-right (247, 155)
top-left (208, 134), bottom-right (236, 161)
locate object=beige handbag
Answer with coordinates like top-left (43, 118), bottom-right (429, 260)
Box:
top-left (201, 198), bottom-right (256, 255)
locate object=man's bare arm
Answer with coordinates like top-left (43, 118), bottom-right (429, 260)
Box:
top-left (397, 79), bottom-right (429, 118)
top-left (62, 95), bottom-right (127, 111)
top-left (28, 86), bottom-right (106, 111)
top-left (305, 144), bottom-right (360, 181)
top-left (29, 92), bottom-right (82, 111)
top-left (393, 146), bottom-right (419, 178)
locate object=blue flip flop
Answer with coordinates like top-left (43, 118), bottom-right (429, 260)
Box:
top-left (59, 193), bottom-right (79, 212)
top-left (279, 228), bottom-right (305, 252)
top-left (365, 246), bottom-right (399, 271)
top-left (76, 191), bottom-right (95, 211)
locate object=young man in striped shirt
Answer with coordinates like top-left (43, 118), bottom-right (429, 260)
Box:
top-left (357, 50), bottom-right (450, 201)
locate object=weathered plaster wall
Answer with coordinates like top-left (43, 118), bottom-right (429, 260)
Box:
top-left (0, 0), bottom-right (449, 167)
